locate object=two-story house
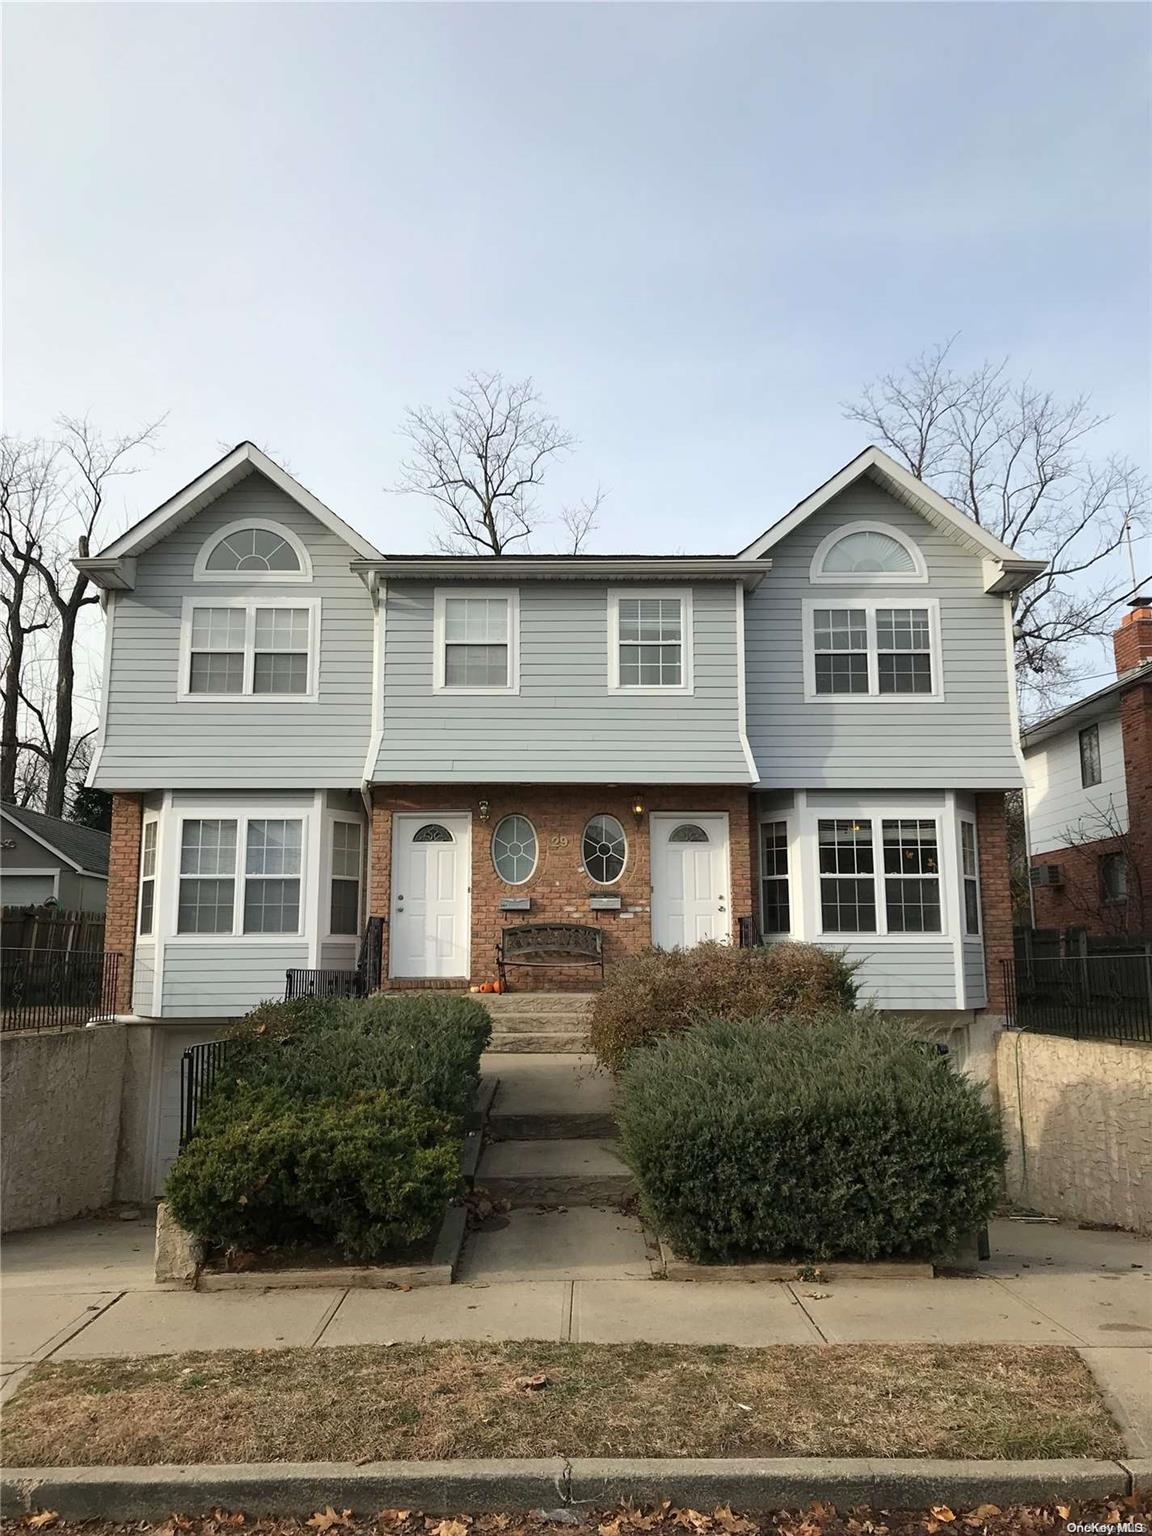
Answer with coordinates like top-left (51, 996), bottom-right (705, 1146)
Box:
top-left (1022, 600), bottom-right (1152, 936)
top-left (77, 441), bottom-right (1044, 1195)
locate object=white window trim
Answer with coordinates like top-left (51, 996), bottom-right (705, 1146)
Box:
top-left (167, 809), bottom-right (310, 943)
top-left (809, 520), bottom-right (928, 585)
top-left (323, 811), bottom-right (365, 941)
top-left (608, 587), bottom-right (694, 695)
top-left (193, 518), bottom-right (313, 583)
top-left (757, 812), bottom-right (795, 937)
top-left (802, 596), bottom-right (943, 703)
top-left (177, 595), bottom-right (321, 702)
top-left (802, 805), bottom-right (950, 943)
top-left (432, 587), bottom-right (520, 695)
top-left (137, 814), bottom-right (160, 937)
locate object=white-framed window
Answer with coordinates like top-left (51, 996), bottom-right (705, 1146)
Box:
top-left (491, 815), bottom-right (538, 885)
top-left (803, 598), bottom-right (942, 701)
top-left (175, 815), bottom-right (304, 936)
top-left (433, 589), bottom-right (519, 693)
top-left (810, 521), bottom-right (927, 585)
top-left (178, 597), bottom-right (320, 701)
top-left (193, 519), bottom-right (312, 582)
top-left (816, 816), bottom-right (943, 936)
top-left (608, 589), bottom-right (693, 693)
top-left (582, 814), bottom-right (628, 883)
top-left (1079, 723), bottom-right (1102, 787)
top-left (960, 820), bottom-right (981, 935)
top-left (138, 818), bottom-right (158, 936)
top-left (328, 819), bottom-right (363, 936)
top-left (759, 819), bottom-right (791, 934)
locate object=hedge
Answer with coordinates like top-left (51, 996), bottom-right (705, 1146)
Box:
top-left (617, 1012), bottom-right (1005, 1263)
top-left (589, 940), bottom-right (858, 1070)
top-left (166, 1084), bottom-right (458, 1261)
top-left (220, 991), bottom-right (492, 1121)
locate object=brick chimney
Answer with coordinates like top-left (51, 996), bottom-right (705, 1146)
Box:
top-left (1113, 598), bottom-right (1152, 676)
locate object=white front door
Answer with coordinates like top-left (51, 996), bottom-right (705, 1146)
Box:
top-left (390, 813), bottom-right (471, 978)
top-left (651, 813), bottom-right (731, 949)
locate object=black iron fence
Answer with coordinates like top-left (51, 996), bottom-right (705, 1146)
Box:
top-left (0, 947), bottom-right (121, 1032)
top-left (179, 1038), bottom-right (235, 1146)
top-left (1002, 953), bottom-right (1152, 1043)
top-left (285, 966), bottom-right (362, 1000)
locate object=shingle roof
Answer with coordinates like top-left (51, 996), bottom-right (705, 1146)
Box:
top-left (1, 803), bottom-right (111, 875)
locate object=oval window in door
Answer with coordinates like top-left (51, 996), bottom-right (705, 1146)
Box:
top-left (668, 823), bottom-right (709, 843)
top-left (413, 823), bottom-right (454, 843)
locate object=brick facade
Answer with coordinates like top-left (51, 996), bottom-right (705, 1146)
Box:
top-left (1030, 829), bottom-right (1143, 936)
top-left (105, 792), bottom-right (142, 1012)
top-left (975, 791), bottom-right (1013, 1013)
top-left (370, 784), bottom-right (754, 987)
top-left (1112, 602), bottom-right (1152, 676)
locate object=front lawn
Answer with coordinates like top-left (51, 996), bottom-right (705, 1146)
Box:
top-left (1, 1341), bottom-right (1119, 1465)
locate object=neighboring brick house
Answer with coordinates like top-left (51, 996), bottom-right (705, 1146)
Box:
top-left (76, 440), bottom-right (1045, 1194)
top-left (1022, 601), bottom-right (1152, 937)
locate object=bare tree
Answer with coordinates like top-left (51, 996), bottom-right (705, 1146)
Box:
top-left (1057, 799), bottom-right (1146, 936)
top-left (0, 415), bottom-right (162, 815)
top-left (845, 341), bottom-right (1149, 709)
top-left (559, 489), bottom-right (605, 555)
top-left (394, 373), bottom-right (602, 555)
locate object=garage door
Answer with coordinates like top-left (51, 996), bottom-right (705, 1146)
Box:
top-left (153, 1026), bottom-right (228, 1195)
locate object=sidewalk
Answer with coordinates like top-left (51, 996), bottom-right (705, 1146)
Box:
top-left (3, 1210), bottom-right (1149, 1454)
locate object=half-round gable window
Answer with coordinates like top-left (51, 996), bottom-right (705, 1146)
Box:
top-left (810, 522), bottom-right (926, 584)
top-left (194, 520), bottom-right (312, 582)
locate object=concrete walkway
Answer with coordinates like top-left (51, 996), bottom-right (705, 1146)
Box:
top-left (3, 1211), bottom-right (1149, 1455)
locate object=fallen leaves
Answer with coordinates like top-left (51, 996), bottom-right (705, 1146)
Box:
top-left (25, 1514), bottom-right (57, 1530)
top-left (514, 1372), bottom-right (551, 1392)
top-left (307, 1510), bottom-right (355, 1532)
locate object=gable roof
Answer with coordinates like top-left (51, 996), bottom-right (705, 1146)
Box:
top-left (1, 803), bottom-right (110, 876)
top-left (1020, 658), bottom-right (1152, 750)
top-left (738, 446), bottom-right (1047, 594)
top-left (74, 442), bottom-right (382, 589)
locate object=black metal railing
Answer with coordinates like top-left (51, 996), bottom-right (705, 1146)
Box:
top-left (1002, 953), bottom-right (1152, 1043)
top-left (737, 914), bottom-right (761, 948)
top-left (180, 1038), bottom-right (235, 1146)
top-left (0, 948), bottom-right (121, 1033)
top-left (285, 966), bottom-right (362, 1000)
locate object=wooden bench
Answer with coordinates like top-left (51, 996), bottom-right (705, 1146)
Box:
top-left (496, 922), bottom-right (605, 988)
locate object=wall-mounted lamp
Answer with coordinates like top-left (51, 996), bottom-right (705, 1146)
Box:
top-left (631, 796), bottom-right (646, 825)
top-left (478, 799), bottom-right (491, 823)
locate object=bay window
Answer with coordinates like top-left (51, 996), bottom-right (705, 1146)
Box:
top-left (817, 816), bottom-right (942, 936)
top-left (138, 819), bottom-right (158, 936)
top-left (961, 820), bottom-right (981, 935)
top-left (176, 815), bottom-right (303, 935)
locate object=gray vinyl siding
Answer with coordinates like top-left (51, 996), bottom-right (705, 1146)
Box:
top-left (320, 939), bottom-right (358, 970)
top-left (834, 942), bottom-right (959, 1010)
top-left (93, 474), bottom-right (374, 790)
top-left (161, 944), bottom-right (307, 1017)
top-left (1024, 709), bottom-right (1128, 854)
top-left (745, 482), bottom-right (1023, 789)
top-left (373, 580), bottom-right (750, 783)
top-left (132, 947), bottom-right (155, 1015)
top-left (962, 941), bottom-right (988, 1008)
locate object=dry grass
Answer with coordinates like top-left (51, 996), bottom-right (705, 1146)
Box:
top-left (1, 1341), bottom-right (1119, 1467)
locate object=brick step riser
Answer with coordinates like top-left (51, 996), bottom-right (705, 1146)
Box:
top-left (484, 1014), bottom-right (591, 1034)
top-left (480, 1174), bottom-right (634, 1207)
top-left (488, 1113), bottom-right (617, 1141)
top-left (487, 1032), bottom-right (589, 1054)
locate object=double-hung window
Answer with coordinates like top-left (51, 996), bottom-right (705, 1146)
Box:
top-left (434, 591), bottom-right (518, 692)
top-left (759, 820), bottom-right (791, 934)
top-left (1079, 724), bottom-right (1102, 787)
top-left (329, 821), bottom-right (363, 935)
top-left (610, 590), bottom-right (692, 691)
top-left (138, 820), bottom-right (158, 936)
top-left (817, 816), bottom-right (943, 935)
top-left (176, 816), bottom-right (303, 935)
top-left (961, 821), bottom-right (981, 935)
top-left (806, 600), bottom-right (939, 700)
top-left (182, 600), bottom-right (318, 699)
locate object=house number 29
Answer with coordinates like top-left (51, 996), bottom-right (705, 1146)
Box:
top-left (549, 834), bottom-right (570, 849)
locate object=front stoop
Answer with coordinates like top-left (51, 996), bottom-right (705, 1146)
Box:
top-left (476, 1137), bottom-right (632, 1206)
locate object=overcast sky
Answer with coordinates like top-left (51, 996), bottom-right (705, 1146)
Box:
top-left (5, 1), bottom-right (1150, 695)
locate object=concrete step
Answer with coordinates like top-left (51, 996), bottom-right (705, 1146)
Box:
top-left (476, 1138), bottom-right (633, 1207)
top-left (486, 1012), bottom-right (591, 1034)
top-left (488, 1111), bottom-right (617, 1140)
top-left (488, 1031), bottom-right (588, 1054)
top-left (483, 993), bottom-right (597, 1016)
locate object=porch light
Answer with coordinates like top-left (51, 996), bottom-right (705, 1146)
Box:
top-left (632, 796), bottom-right (646, 824)
top-left (478, 799), bottom-right (491, 823)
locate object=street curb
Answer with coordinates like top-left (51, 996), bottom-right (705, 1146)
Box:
top-left (0, 1458), bottom-right (1134, 1518)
